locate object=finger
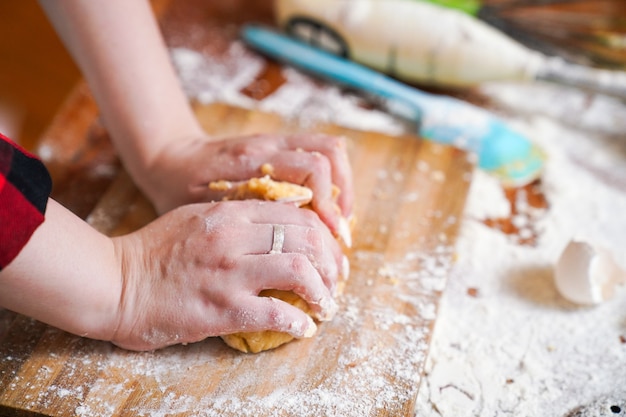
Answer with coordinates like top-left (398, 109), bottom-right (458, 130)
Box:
top-left (234, 296), bottom-right (318, 338)
top-left (245, 200), bottom-right (327, 230)
top-left (284, 133), bottom-right (354, 217)
top-left (241, 218), bottom-right (344, 294)
top-left (245, 223), bottom-right (342, 287)
top-left (267, 150), bottom-right (340, 234)
top-left (241, 253), bottom-right (338, 321)
top-left (279, 223), bottom-right (343, 292)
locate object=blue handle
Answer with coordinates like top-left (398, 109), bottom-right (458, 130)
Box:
top-left (241, 24), bottom-right (544, 185)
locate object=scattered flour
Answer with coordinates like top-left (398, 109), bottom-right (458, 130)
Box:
top-left (170, 44), bottom-right (405, 136)
top-left (171, 41), bottom-right (626, 416)
top-left (173, 44), bottom-right (626, 417)
top-left (3, 35), bottom-right (625, 416)
top-left (171, 44), bottom-right (262, 108)
top-left (3, 42), bottom-right (441, 417)
top-left (0, 244), bottom-right (452, 416)
top-left (172, 39), bottom-right (626, 416)
top-left (416, 82), bottom-right (626, 417)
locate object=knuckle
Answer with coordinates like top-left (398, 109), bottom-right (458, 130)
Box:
top-left (299, 208), bottom-right (322, 223)
top-left (229, 141), bottom-right (252, 157)
top-left (308, 153), bottom-right (331, 174)
top-left (204, 219), bottom-right (231, 241)
top-left (316, 133), bottom-right (346, 152)
top-left (325, 134), bottom-right (345, 148)
top-left (288, 253), bottom-right (312, 276)
top-left (216, 254), bottom-right (237, 271)
top-left (305, 227), bottom-right (324, 251)
top-left (228, 306), bottom-right (258, 331)
top-left (265, 302), bottom-right (288, 328)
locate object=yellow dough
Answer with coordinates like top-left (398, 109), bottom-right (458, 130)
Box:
top-left (209, 175), bottom-right (313, 206)
top-left (220, 290), bottom-right (313, 353)
top-left (211, 171), bottom-right (352, 353)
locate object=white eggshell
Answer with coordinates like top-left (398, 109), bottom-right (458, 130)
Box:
top-left (554, 240), bottom-right (624, 305)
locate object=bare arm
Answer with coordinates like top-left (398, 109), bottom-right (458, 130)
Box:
top-left (38, 0), bottom-right (205, 198)
top-left (0, 2), bottom-right (349, 351)
top-left (39, 0), bottom-right (354, 231)
top-left (0, 199), bottom-right (121, 340)
top-left (0, 199), bottom-right (340, 351)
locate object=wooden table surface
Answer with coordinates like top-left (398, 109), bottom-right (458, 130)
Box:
top-left (1, 1), bottom-right (475, 416)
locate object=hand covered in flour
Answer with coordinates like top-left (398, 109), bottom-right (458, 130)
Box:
top-left (38, 1), bottom-right (353, 236)
top-left (139, 132), bottom-right (353, 237)
top-left (109, 200), bottom-right (343, 351)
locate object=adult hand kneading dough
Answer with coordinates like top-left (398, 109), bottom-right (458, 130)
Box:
top-left (211, 174), bottom-right (352, 353)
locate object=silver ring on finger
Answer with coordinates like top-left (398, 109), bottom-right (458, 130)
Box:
top-left (269, 224), bottom-right (286, 254)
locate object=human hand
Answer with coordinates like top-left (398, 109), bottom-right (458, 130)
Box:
top-left (109, 200), bottom-right (344, 351)
top-left (39, 0), bottom-right (354, 232)
top-left (134, 133), bottom-right (353, 239)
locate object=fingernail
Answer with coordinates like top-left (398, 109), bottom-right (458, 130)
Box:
top-left (337, 216), bottom-right (352, 248)
top-left (302, 316), bottom-right (317, 338)
top-left (342, 255), bottom-right (351, 282)
top-left (317, 297), bottom-right (339, 322)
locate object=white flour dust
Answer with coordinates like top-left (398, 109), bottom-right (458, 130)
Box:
top-left (170, 44), bottom-right (404, 135)
top-left (1, 43), bottom-right (445, 417)
top-left (3, 41), bottom-right (623, 416)
top-left (416, 83), bottom-right (626, 417)
top-left (0, 243), bottom-right (452, 417)
top-left (173, 44), bottom-right (626, 416)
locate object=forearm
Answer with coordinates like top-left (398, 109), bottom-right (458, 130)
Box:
top-left (0, 199), bottom-right (121, 341)
top-left (37, 0), bottom-right (354, 226)
top-left (38, 0), bottom-right (205, 185)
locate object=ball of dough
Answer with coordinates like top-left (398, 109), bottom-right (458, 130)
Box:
top-left (213, 172), bottom-right (353, 353)
top-left (220, 290), bottom-right (313, 353)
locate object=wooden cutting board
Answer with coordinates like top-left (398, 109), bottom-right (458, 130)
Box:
top-left (0, 96), bottom-right (471, 416)
top-left (0, 1), bottom-right (473, 414)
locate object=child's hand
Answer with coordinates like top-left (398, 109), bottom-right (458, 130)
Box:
top-left (135, 133), bottom-right (353, 238)
top-left (109, 200), bottom-right (343, 351)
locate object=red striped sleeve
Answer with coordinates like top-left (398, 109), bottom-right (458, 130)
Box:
top-left (0, 133), bottom-right (52, 270)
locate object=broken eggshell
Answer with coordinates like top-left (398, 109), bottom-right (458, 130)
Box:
top-left (554, 240), bottom-right (626, 305)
